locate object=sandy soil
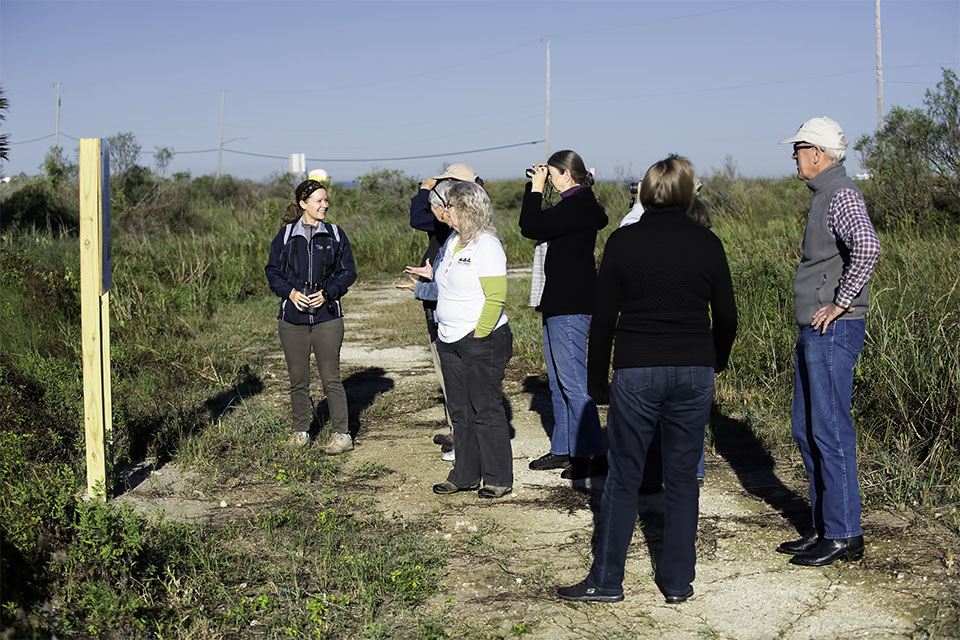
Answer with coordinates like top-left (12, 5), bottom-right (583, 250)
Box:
top-left (120, 279), bottom-right (960, 639)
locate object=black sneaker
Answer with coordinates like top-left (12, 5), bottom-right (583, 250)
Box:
top-left (560, 456), bottom-right (608, 479)
top-left (557, 579), bottom-right (623, 603)
top-left (529, 453), bottom-right (570, 471)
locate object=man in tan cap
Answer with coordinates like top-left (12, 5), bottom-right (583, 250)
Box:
top-left (776, 117), bottom-right (880, 567)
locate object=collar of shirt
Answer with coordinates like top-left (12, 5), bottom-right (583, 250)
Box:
top-left (560, 185), bottom-right (586, 198)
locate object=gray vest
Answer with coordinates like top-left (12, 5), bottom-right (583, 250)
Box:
top-left (793, 164), bottom-right (870, 326)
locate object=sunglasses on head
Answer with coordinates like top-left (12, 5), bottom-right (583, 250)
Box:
top-left (431, 187), bottom-right (448, 208)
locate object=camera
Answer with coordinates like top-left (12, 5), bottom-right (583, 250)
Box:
top-left (301, 282), bottom-right (322, 315)
top-left (629, 182), bottom-right (639, 200)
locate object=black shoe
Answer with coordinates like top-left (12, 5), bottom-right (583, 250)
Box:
top-left (432, 481), bottom-right (479, 495)
top-left (557, 579), bottom-right (624, 603)
top-left (663, 585), bottom-right (694, 604)
top-left (529, 452), bottom-right (570, 471)
top-left (790, 535), bottom-right (864, 566)
top-left (477, 485), bottom-right (512, 499)
top-left (560, 456), bottom-right (608, 479)
top-left (776, 529), bottom-right (820, 555)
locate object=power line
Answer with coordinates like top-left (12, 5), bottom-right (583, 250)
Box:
top-left (548, 0), bottom-right (773, 40)
top-left (556, 63), bottom-right (957, 105)
top-left (222, 139), bottom-right (545, 163)
top-left (10, 133), bottom-right (55, 145)
top-left (1, 134), bottom-right (543, 162)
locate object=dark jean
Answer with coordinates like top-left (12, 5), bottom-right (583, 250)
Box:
top-left (642, 427), bottom-right (707, 485)
top-left (542, 314), bottom-right (604, 457)
top-left (278, 318), bottom-right (348, 434)
top-left (437, 324), bottom-right (513, 489)
top-left (792, 319), bottom-right (865, 539)
top-left (588, 366), bottom-right (714, 596)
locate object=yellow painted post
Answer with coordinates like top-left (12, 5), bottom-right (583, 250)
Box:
top-left (79, 138), bottom-right (112, 499)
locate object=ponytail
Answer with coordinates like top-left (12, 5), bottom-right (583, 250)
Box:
top-left (281, 201), bottom-right (301, 226)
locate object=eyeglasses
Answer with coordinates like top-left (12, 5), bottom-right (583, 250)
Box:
top-left (431, 187), bottom-right (448, 208)
top-left (793, 144), bottom-right (816, 154)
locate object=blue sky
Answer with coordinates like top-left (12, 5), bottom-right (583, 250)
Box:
top-left (1, 0), bottom-right (957, 183)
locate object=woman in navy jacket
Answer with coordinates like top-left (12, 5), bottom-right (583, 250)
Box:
top-left (265, 180), bottom-right (357, 453)
top-left (520, 150), bottom-right (609, 479)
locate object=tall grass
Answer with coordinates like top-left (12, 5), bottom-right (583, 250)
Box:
top-left (1, 168), bottom-right (958, 636)
top-left (706, 183), bottom-right (960, 515)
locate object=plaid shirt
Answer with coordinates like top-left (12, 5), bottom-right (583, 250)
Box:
top-left (828, 188), bottom-right (881, 308)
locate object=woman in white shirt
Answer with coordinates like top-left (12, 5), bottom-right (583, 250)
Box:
top-left (430, 181), bottom-right (514, 499)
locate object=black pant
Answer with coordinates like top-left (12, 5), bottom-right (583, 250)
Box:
top-left (437, 324), bottom-right (513, 488)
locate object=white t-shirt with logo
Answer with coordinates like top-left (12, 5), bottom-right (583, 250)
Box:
top-left (435, 233), bottom-right (509, 343)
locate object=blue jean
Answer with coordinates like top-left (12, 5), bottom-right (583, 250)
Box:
top-left (542, 314), bottom-right (603, 457)
top-left (588, 366), bottom-right (714, 596)
top-left (792, 319), bottom-right (865, 539)
top-left (642, 427), bottom-right (706, 485)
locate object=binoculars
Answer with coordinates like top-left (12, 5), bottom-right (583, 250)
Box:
top-left (525, 164), bottom-right (548, 179)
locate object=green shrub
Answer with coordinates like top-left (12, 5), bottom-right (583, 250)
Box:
top-left (0, 178), bottom-right (77, 232)
top-left (856, 68), bottom-right (960, 228)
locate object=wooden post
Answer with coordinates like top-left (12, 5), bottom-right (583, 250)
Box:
top-left (79, 138), bottom-right (112, 500)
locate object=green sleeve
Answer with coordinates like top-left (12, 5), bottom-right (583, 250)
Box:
top-left (475, 275), bottom-right (507, 337)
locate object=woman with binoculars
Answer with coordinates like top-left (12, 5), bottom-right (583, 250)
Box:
top-left (265, 179), bottom-right (358, 453)
top-left (520, 150), bottom-right (609, 479)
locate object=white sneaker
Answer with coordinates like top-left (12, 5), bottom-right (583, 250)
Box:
top-left (287, 431), bottom-right (310, 447)
top-left (440, 449), bottom-right (455, 463)
top-left (323, 433), bottom-right (354, 454)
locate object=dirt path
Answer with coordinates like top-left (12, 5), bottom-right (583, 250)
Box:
top-left (122, 278), bottom-right (960, 639)
top-left (340, 280), bottom-right (959, 639)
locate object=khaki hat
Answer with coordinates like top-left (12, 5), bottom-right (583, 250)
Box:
top-left (433, 163), bottom-right (478, 182)
top-left (779, 116), bottom-right (848, 150)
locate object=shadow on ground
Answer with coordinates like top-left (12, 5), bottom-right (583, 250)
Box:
top-left (523, 375), bottom-right (554, 439)
top-left (118, 364), bottom-right (265, 494)
top-left (711, 405), bottom-right (809, 533)
top-left (313, 366), bottom-right (395, 438)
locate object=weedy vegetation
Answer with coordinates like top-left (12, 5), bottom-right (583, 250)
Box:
top-left (1, 69), bottom-right (958, 636)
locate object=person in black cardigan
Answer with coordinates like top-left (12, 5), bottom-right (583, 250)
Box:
top-left (520, 150), bottom-right (609, 479)
top-left (558, 155), bottom-right (737, 604)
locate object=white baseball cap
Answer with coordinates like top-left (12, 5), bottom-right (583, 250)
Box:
top-left (779, 116), bottom-right (848, 150)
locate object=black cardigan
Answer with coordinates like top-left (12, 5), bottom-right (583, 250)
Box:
top-left (519, 183), bottom-right (609, 316)
top-left (587, 207), bottom-right (738, 401)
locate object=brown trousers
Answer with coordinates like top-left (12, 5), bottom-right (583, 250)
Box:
top-left (278, 318), bottom-right (348, 434)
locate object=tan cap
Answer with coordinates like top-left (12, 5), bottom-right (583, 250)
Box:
top-left (433, 163), bottom-right (478, 182)
top-left (779, 116), bottom-right (848, 150)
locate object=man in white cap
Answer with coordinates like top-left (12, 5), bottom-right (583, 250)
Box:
top-left (776, 117), bottom-right (881, 566)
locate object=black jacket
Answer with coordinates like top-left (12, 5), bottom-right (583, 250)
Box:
top-left (409, 188), bottom-right (453, 272)
top-left (519, 184), bottom-right (608, 315)
top-left (265, 218), bottom-right (357, 325)
top-left (587, 207), bottom-right (738, 402)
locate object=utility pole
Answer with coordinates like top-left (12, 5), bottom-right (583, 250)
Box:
top-left (55, 81), bottom-right (61, 149)
top-left (218, 91), bottom-right (225, 178)
top-left (545, 39), bottom-right (551, 161)
top-left (876, 0), bottom-right (883, 129)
